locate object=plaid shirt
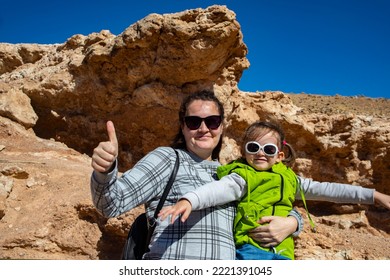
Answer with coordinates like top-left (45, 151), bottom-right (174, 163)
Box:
top-left (91, 147), bottom-right (236, 259)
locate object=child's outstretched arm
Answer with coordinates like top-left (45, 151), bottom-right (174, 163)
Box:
top-left (298, 176), bottom-right (390, 211)
top-left (159, 199), bottom-right (192, 224)
top-left (374, 191), bottom-right (390, 210)
top-left (159, 174), bottom-right (247, 224)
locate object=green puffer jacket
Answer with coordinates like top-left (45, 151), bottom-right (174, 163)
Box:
top-left (217, 159), bottom-right (298, 259)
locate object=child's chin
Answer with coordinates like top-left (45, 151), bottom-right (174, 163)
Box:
top-left (253, 165), bottom-right (269, 171)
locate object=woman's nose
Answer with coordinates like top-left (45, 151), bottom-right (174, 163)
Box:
top-left (198, 120), bottom-right (209, 131)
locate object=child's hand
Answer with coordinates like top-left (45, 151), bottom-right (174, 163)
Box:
top-left (158, 205), bottom-right (173, 222)
top-left (158, 199), bottom-right (193, 224)
top-left (374, 191), bottom-right (390, 210)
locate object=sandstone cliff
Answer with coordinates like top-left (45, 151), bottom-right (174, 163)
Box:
top-left (0, 5), bottom-right (389, 260)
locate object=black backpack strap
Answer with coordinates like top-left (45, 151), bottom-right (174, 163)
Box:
top-left (148, 148), bottom-right (179, 227)
top-left (122, 148), bottom-right (180, 260)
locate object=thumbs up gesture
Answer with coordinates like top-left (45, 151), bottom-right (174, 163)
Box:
top-left (91, 121), bottom-right (119, 173)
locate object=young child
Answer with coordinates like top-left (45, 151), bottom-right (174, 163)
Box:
top-left (159, 121), bottom-right (390, 260)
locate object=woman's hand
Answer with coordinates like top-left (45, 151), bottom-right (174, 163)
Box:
top-left (91, 121), bottom-right (118, 173)
top-left (158, 199), bottom-right (193, 224)
top-left (248, 216), bottom-right (298, 247)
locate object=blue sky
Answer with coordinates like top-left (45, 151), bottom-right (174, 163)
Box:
top-left (1, 0), bottom-right (389, 98)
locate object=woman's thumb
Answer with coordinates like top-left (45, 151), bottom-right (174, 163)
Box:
top-left (106, 121), bottom-right (118, 145)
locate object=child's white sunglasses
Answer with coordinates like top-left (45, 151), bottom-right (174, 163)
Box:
top-left (245, 141), bottom-right (279, 156)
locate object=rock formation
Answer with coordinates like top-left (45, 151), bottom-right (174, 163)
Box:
top-left (0, 5), bottom-right (389, 260)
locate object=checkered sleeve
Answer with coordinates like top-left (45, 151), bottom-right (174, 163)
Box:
top-left (90, 147), bottom-right (178, 218)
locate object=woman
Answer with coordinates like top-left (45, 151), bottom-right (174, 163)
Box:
top-left (90, 90), bottom-right (300, 259)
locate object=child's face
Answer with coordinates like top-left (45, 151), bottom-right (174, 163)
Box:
top-left (245, 131), bottom-right (284, 171)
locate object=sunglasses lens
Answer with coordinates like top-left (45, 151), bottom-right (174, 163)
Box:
top-left (184, 116), bottom-right (221, 130)
top-left (246, 142), bottom-right (260, 154)
top-left (264, 144), bottom-right (278, 156)
top-left (204, 116), bottom-right (222, 129)
top-left (184, 116), bottom-right (202, 130)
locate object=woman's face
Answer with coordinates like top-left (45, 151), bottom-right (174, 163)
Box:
top-left (182, 100), bottom-right (223, 160)
top-left (245, 131), bottom-right (284, 171)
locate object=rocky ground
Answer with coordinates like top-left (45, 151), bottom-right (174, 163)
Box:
top-left (1, 92), bottom-right (389, 260)
top-left (287, 93), bottom-right (390, 118)
top-left (288, 93), bottom-right (390, 260)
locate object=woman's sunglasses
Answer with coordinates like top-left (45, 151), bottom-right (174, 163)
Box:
top-left (184, 115), bottom-right (222, 130)
top-left (245, 141), bottom-right (279, 157)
